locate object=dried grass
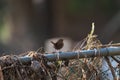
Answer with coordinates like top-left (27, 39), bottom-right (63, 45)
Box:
top-left (0, 23), bottom-right (120, 80)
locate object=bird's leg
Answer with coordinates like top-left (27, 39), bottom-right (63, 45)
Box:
top-left (53, 49), bottom-right (60, 60)
top-left (56, 50), bottom-right (60, 60)
top-left (56, 50), bottom-right (63, 71)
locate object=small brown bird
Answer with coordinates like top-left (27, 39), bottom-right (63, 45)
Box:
top-left (51, 39), bottom-right (69, 66)
top-left (51, 39), bottom-right (64, 50)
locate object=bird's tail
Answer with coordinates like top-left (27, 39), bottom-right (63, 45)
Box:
top-left (51, 41), bottom-right (55, 44)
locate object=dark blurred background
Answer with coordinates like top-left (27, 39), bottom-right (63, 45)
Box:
top-left (0, 0), bottom-right (120, 54)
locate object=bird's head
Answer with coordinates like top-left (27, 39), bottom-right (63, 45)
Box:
top-left (58, 39), bottom-right (64, 42)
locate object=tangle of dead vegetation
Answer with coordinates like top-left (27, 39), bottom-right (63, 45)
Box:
top-left (0, 23), bottom-right (120, 80)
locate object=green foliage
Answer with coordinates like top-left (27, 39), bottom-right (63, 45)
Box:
top-left (98, 0), bottom-right (118, 16)
top-left (0, 0), bottom-right (5, 30)
top-left (67, 0), bottom-right (95, 14)
top-left (66, 0), bottom-right (118, 16)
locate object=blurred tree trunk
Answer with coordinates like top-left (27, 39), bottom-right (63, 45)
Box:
top-left (6, 0), bottom-right (37, 53)
top-left (52, 0), bottom-right (66, 36)
top-left (5, 0), bottom-right (53, 53)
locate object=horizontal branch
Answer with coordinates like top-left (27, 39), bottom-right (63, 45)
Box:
top-left (0, 47), bottom-right (120, 65)
top-left (44, 47), bottom-right (120, 61)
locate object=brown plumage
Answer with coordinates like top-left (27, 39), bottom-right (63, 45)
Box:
top-left (51, 39), bottom-right (64, 50)
top-left (51, 39), bottom-right (69, 66)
